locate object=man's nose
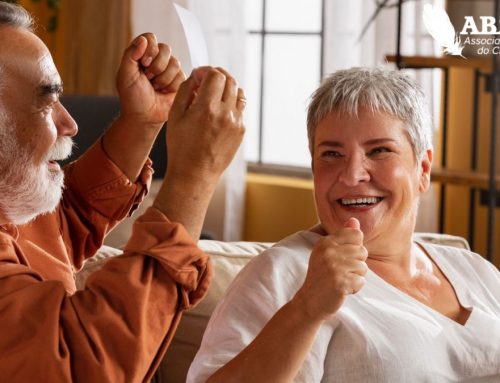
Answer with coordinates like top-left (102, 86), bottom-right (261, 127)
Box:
top-left (338, 154), bottom-right (370, 186)
top-left (53, 102), bottom-right (78, 137)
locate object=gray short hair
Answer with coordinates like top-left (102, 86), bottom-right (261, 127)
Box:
top-left (307, 67), bottom-right (433, 159)
top-left (0, 2), bottom-right (34, 31)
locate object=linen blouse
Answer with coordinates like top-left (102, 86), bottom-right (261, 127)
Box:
top-left (188, 231), bottom-right (500, 383)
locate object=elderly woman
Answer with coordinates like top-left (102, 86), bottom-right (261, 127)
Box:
top-left (188, 68), bottom-right (500, 382)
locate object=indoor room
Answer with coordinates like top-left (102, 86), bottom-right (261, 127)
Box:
top-left (1, 0), bottom-right (499, 382)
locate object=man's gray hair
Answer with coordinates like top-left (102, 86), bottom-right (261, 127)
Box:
top-left (0, 1), bottom-right (34, 31)
top-left (307, 67), bottom-right (433, 158)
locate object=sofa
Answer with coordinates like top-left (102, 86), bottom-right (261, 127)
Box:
top-left (75, 233), bottom-right (470, 383)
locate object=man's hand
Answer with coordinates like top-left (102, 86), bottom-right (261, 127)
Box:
top-left (101, 33), bottom-right (185, 182)
top-left (294, 218), bottom-right (368, 321)
top-left (116, 33), bottom-right (185, 129)
top-left (166, 66), bottom-right (246, 182)
top-left (152, 66), bottom-right (246, 239)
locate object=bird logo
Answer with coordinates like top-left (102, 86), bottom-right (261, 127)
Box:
top-left (423, 4), bottom-right (465, 57)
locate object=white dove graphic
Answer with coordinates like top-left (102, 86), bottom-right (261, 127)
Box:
top-left (423, 4), bottom-right (465, 57)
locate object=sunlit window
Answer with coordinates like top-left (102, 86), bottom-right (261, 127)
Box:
top-left (244, 0), bottom-right (324, 168)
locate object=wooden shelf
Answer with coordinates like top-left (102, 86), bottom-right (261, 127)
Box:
top-left (432, 168), bottom-right (500, 189)
top-left (386, 55), bottom-right (491, 71)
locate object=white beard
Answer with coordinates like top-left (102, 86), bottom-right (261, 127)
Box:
top-left (0, 115), bottom-right (73, 225)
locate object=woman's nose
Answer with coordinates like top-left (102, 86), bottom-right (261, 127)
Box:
top-left (338, 154), bottom-right (370, 186)
top-left (53, 102), bottom-right (78, 138)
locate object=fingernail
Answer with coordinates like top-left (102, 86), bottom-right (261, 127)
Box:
top-left (143, 56), bottom-right (153, 67)
top-left (132, 36), bottom-right (142, 46)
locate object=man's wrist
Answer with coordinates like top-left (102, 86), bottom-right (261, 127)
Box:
top-left (113, 114), bottom-right (164, 133)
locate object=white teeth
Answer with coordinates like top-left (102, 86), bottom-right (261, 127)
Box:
top-left (341, 197), bottom-right (381, 206)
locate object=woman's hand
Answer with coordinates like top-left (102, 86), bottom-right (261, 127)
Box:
top-left (295, 218), bottom-right (368, 320)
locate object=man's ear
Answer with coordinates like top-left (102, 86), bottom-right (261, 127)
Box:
top-left (418, 149), bottom-right (433, 193)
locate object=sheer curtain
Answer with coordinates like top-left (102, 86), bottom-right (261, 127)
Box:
top-left (187, 0), bottom-right (247, 241)
top-left (131, 0), bottom-right (247, 241)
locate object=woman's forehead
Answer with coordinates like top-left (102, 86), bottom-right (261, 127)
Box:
top-left (316, 107), bottom-right (405, 132)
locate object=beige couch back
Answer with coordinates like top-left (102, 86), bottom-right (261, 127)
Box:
top-left (77, 234), bottom-right (470, 383)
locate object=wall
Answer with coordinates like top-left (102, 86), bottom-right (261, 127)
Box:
top-left (243, 173), bottom-right (318, 242)
top-left (444, 67), bottom-right (500, 267)
top-left (20, 0), bottom-right (130, 95)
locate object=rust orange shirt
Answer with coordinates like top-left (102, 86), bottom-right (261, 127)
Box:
top-left (0, 142), bottom-right (211, 382)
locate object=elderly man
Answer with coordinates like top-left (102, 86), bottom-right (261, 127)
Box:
top-left (0, 3), bottom-right (245, 382)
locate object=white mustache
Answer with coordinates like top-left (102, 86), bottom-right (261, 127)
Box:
top-left (45, 136), bottom-right (74, 162)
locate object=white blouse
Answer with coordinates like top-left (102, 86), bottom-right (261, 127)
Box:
top-left (188, 231), bottom-right (500, 383)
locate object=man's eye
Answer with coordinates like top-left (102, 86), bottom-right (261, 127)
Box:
top-left (41, 104), bottom-right (54, 115)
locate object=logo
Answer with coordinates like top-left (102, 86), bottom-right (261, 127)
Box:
top-left (423, 4), bottom-right (464, 57)
top-left (423, 4), bottom-right (500, 57)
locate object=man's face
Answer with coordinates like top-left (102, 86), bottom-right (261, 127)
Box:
top-left (0, 26), bottom-right (77, 225)
top-left (312, 106), bottom-right (432, 253)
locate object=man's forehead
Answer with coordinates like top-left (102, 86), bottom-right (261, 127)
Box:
top-left (37, 52), bottom-right (61, 86)
top-left (0, 28), bottom-right (60, 89)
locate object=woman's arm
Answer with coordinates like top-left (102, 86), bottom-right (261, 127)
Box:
top-left (206, 219), bottom-right (368, 382)
top-left (207, 295), bottom-right (323, 383)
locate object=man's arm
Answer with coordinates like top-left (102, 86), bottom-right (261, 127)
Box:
top-left (1, 65), bottom-right (245, 381)
top-left (153, 66), bottom-right (246, 239)
top-left (18, 34), bottom-right (186, 269)
top-left (0, 210), bottom-right (208, 382)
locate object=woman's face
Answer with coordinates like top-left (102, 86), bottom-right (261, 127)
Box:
top-left (312, 106), bottom-right (432, 251)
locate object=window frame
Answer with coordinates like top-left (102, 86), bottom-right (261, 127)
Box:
top-left (247, 0), bottom-right (326, 171)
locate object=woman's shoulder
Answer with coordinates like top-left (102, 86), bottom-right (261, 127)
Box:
top-left (419, 241), bottom-right (499, 290)
top-left (249, 230), bottom-right (320, 267)
top-left (225, 230), bottom-right (320, 292)
top-left (421, 241), bottom-right (494, 268)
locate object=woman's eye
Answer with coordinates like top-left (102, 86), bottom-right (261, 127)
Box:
top-left (369, 147), bottom-right (391, 155)
top-left (321, 150), bottom-right (343, 158)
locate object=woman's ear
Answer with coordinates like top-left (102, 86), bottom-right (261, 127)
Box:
top-left (418, 149), bottom-right (433, 193)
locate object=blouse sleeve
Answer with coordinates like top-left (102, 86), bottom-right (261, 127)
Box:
top-left (187, 237), bottom-right (335, 383)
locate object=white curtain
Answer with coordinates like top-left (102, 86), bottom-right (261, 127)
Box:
top-left (130, 0), bottom-right (247, 241)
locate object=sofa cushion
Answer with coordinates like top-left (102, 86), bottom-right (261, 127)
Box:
top-left (156, 240), bottom-right (271, 383)
top-left (413, 232), bottom-right (470, 250)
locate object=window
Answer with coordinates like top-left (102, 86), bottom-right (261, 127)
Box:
top-left (244, 0), bottom-right (324, 169)
top-left (242, 0), bottom-right (440, 172)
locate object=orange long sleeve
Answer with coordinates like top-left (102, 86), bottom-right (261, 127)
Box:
top-left (17, 139), bottom-right (152, 294)
top-left (0, 207), bottom-right (211, 382)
